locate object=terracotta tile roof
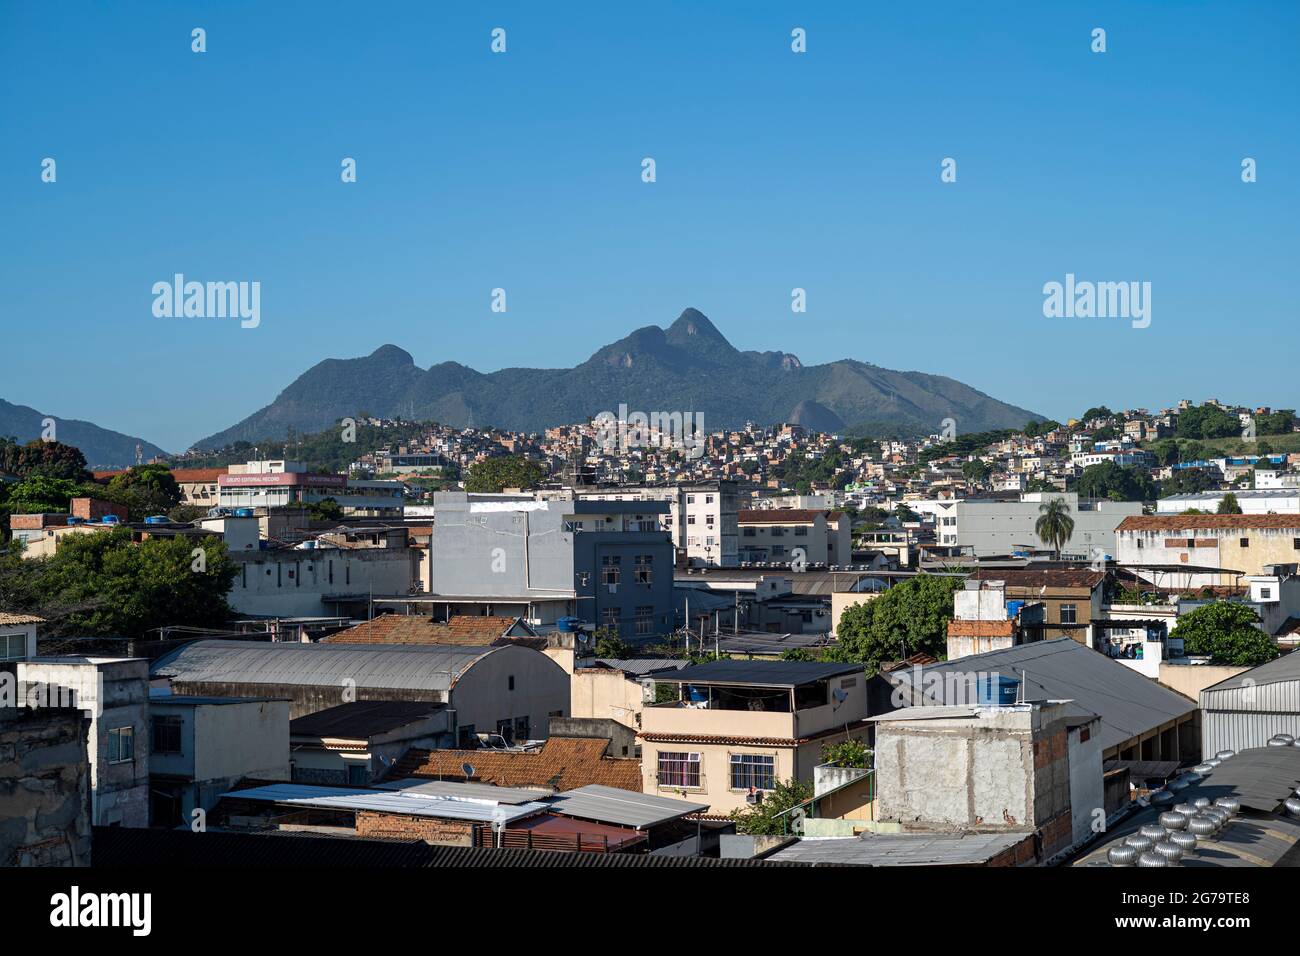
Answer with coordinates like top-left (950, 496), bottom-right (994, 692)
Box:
top-left (973, 569), bottom-right (1105, 589)
top-left (948, 619), bottom-right (1015, 637)
top-left (171, 468), bottom-right (227, 483)
top-left (0, 612), bottom-right (45, 626)
top-left (321, 614), bottom-right (539, 647)
top-left (390, 737), bottom-right (642, 792)
top-left (880, 652), bottom-right (938, 673)
top-left (1118, 515), bottom-right (1300, 532)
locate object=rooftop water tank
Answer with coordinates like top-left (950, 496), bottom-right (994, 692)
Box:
top-left (144, 515), bottom-right (168, 524)
top-left (557, 617), bottom-right (581, 633)
top-left (976, 674), bottom-right (1020, 706)
top-left (234, 508), bottom-right (254, 518)
top-left (101, 515), bottom-right (120, 525)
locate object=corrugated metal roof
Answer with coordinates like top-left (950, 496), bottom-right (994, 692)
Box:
top-left (887, 638), bottom-right (1195, 753)
top-left (1203, 649), bottom-right (1300, 694)
top-left (587, 658), bottom-right (691, 676)
top-left (220, 783), bottom-right (549, 823)
top-left (664, 659), bottom-right (864, 687)
top-left (1203, 711), bottom-right (1300, 756)
top-left (152, 639), bottom-right (499, 692)
top-left (374, 779), bottom-right (552, 804)
top-left (768, 831), bottom-right (1031, 866)
top-left (546, 784), bottom-right (708, 829)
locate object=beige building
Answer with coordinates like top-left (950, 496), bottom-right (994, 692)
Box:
top-left (570, 659), bottom-right (690, 732)
top-left (1116, 514), bottom-right (1300, 588)
top-left (639, 660), bottom-right (870, 814)
top-left (738, 509), bottom-right (851, 566)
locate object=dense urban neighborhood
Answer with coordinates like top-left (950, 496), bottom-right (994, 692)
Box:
top-left (4, 397), bottom-right (1300, 872)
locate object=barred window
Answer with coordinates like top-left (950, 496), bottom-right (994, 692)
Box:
top-left (152, 716), bottom-right (182, 755)
top-left (635, 606), bottom-right (653, 635)
top-left (658, 752), bottom-right (701, 788)
top-left (730, 753), bottom-right (775, 791)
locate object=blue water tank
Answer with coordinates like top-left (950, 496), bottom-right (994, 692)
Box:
top-left (976, 674), bottom-right (1021, 706)
top-left (66, 516), bottom-right (82, 525)
top-left (234, 508), bottom-right (254, 518)
top-left (144, 515), bottom-right (168, 524)
top-left (557, 616), bottom-right (580, 633)
top-left (101, 515), bottom-right (120, 525)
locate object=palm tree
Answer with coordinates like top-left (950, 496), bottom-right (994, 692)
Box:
top-left (1035, 498), bottom-right (1075, 559)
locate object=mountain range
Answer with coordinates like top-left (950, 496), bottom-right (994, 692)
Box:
top-left (193, 309), bottom-right (1041, 450)
top-left (0, 399), bottom-right (168, 469)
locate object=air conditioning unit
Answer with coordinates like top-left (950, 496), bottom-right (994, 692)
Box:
top-left (745, 790), bottom-right (763, 805)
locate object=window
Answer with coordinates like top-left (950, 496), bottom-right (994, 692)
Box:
top-left (1261, 588), bottom-right (1272, 600)
top-left (635, 606), bottom-right (653, 635)
top-left (1240, 538), bottom-right (1250, 548)
top-left (771, 527), bottom-right (785, 537)
top-left (602, 607), bottom-right (619, 627)
top-left (794, 526), bottom-right (808, 536)
top-left (705, 495), bottom-right (713, 504)
top-left (657, 752), bottom-right (701, 788)
top-left (457, 724), bottom-right (477, 748)
top-left (347, 764), bottom-right (369, 786)
top-left (152, 716), bottom-right (182, 755)
top-left (1059, 604), bottom-right (1077, 625)
top-left (635, 555), bottom-right (653, 584)
top-left (496, 719), bottom-right (515, 744)
top-left (601, 555), bottom-right (621, 585)
top-left (514, 716), bottom-right (530, 741)
top-left (1294, 538), bottom-right (1300, 550)
top-left (0, 633), bottom-right (28, 660)
top-left (508, 675), bottom-right (515, 691)
top-left (108, 726), bottom-right (134, 764)
top-left (743, 528), bottom-right (756, 537)
top-left (730, 753), bottom-right (775, 791)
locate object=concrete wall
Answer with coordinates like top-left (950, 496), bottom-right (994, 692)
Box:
top-left (874, 703), bottom-right (1074, 853)
top-left (229, 548), bottom-right (416, 617)
top-left (1067, 719), bottom-right (1104, 847)
top-left (954, 493), bottom-right (1141, 557)
top-left (1159, 663), bottom-right (1248, 700)
top-left (571, 668), bottom-right (644, 730)
top-left (0, 704), bottom-right (91, 866)
top-left (447, 644), bottom-right (571, 743)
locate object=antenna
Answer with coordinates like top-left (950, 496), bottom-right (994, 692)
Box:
top-left (461, 762), bottom-right (475, 781)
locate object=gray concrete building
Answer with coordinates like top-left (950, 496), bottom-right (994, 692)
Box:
top-left (429, 492), bottom-right (675, 639)
top-left (150, 639), bottom-right (570, 746)
top-left (148, 693), bottom-right (291, 827)
top-left (932, 492), bottom-right (1141, 559)
top-left (16, 657), bottom-right (150, 828)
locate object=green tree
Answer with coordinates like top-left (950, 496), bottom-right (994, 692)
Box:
top-left (591, 625), bottom-right (633, 658)
top-left (820, 739), bottom-right (870, 769)
top-left (1217, 493), bottom-right (1243, 515)
top-left (1171, 602), bottom-right (1279, 666)
top-left (961, 460), bottom-right (993, 485)
top-left (0, 527), bottom-right (237, 639)
top-left (1035, 497), bottom-right (1075, 558)
top-left (830, 576), bottom-right (962, 672)
top-left (1160, 467), bottom-right (1219, 496)
top-left (0, 438), bottom-right (91, 481)
top-left (463, 456), bottom-right (545, 493)
top-left (106, 464), bottom-right (182, 520)
top-left (728, 778), bottom-right (813, 835)
top-left (1076, 461), bottom-right (1156, 502)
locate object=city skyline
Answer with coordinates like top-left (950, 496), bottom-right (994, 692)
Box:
top-left (3, 1), bottom-right (1297, 451)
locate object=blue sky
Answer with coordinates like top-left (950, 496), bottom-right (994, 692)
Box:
top-left (2, 1), bottom-right (1296, 452)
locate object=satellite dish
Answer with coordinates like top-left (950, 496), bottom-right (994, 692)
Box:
top-left (832, 688), bottom-right (848, 705)
top-left (461, 762), bottom-right (475, 780)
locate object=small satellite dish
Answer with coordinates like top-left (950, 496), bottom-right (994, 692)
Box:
top-left (462, 762), bottom-right (475, 780)
top-left (832, 688), bottom-right (848, 704)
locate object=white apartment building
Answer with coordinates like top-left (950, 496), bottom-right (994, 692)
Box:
top-left (1156, 489), bottom-right (1300, 516)
top-left (581, 481), bottom-right (739, 567)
